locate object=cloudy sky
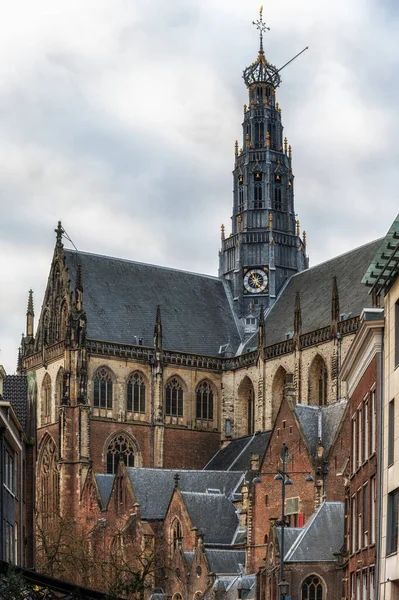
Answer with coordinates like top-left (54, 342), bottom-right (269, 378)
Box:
top-left (1, 0), bottom-right (398, 373)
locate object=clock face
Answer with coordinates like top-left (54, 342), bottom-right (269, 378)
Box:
top-left (243, 268), bottom-right (268, 294)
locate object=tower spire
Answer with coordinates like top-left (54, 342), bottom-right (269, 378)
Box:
top-left (26, 289), bottom-right (34, 338)
top-left (252, 6), bottom-right (270, 55)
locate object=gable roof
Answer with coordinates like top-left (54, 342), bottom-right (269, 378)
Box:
top-left (3, 375), bottom-right (28, 431)
top-left (205, 549), bottom-right (246, 574)
top-left (284, 501), bottom-right (344, 562)
top-left (63, 249), bottom-right (241, 356)
top-left (204, 431), bottom-right (271, 471)
top-left (181, 492), bottom-right (239, 545)
top-left (95, 474), bottom-right (115, 508)
top-left (295, 399), bottom-right (347, 457)
top-left (264, 239), bottom-right (381, 346)
top-left (126, 468), bottom-right (244, 519)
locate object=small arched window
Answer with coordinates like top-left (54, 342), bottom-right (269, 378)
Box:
top-left (196, 381), bottom-right (214, 420)
top-left (106, 434), bottom-right (136, 474)
top-left (166, 378), bottom-right (183, 417)
top-left (127, 372), bottom-right (146, 413)
top-left (254, 184), bottom-right (263, 208)
top-left (274, 187), bottom-right (282, 211)
top-left (171, 518), bottom-right (183, 551)
top-left (302, 576), bottom-right (324, 600)
top-left (94, 368), bottom-right (113, 409)
top-left (238, 185), bottom-right (244, 211)
top-left (41, 374), bottom-right (52, 424)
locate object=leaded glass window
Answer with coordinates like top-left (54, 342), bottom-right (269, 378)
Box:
top-left (196, 380), bottom-right (214, 420)
top-left (106, 434), bottom-right (135, 474)
top-left (166, 378), bottom-right (183, 417)
top-left (94, 368), bottom-right (113, 409)
top-left (302, 576), bottom-right (323, 600)
top-left (127, 372), bottom-right (146, 413)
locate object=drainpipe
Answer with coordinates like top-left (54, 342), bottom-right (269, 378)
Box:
top-left (376, 334), bottom-right (384, 600)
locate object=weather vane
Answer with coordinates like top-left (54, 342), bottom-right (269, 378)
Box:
top-left (252, 6), bottom-right (270, 53)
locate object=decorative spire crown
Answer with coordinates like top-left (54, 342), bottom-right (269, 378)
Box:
top-left (243, 6), bottom-right (281, 88)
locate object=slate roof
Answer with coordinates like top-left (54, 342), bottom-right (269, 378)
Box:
top-left (264, 239), bottom-right (381, 346)
top-left (284, 501), bottom-right (344, 562)
top-left (204, 431), bottom-right (271, 471)
top-left (295, 399), bottom-right (347, 457)
top-left (95, 474), bottom-right (115, 508)
top-left (126, 468), bottom-right (244, 519)
top-left (3, 375), bottom-right (28, 431)
top-left (205, 549), bottom-right (246, 574)
top-left (181, 492), bottom-right (239, 545)
top-left (63, 250), bottom-right (241, 356)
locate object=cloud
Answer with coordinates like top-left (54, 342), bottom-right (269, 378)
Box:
top-left (1, 0), bottom-right (398, 372)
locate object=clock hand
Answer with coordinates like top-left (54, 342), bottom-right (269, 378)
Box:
top-left (250, 273), bottom-right (262, 288)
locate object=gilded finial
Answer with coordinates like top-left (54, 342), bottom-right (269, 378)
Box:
top-left (245, 133), bottom-right (250, 148)
top-left (253, 5), bottom-right (270, 54)
top-left (276, 102), bottom-right (279, 111)
top-left (221, 224), bottom-right (225, 240)
top-left (296, 220), bottom-right (300, 236)
top-left (235, 140), bottom-right (238, 156)
top-left (269, 213), bottom-right (273, 229)
top-left (265, 131), bottom-right (271, 148)
top-left (284, 137), bottom-right (288, 154)
top-left (244, 103), bottom-right (247, 113)
top-left (303, 230), bottom-right (307, 245)
top-left (288, 145), bottom-right (292, 159)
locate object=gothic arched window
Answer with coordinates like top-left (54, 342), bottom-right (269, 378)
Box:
top-left (41, 374), bottom-right (52, 425)
top-left (255, 121), bottom-right (264, 146)
top-left (171, 518), bottom-right (183, 552)
top-left (38, 435), bottom-right (59, 526)
top-left (302, 576), bottom-right (324, 600)
top-left (308, 355), bottom-right (328, 406)
top-left (274, 187), bottom-right (282, 211)
top-left (93, 367), bottom-right (113, 409)
top-left (106, 433), bottom-right (136, 474)
top-left (238, 184), bottom-right (244, 212)
top-left (127, 372), bottom-right (146, 413)
top-left (166, 378), bottom-right (183, 417)
top-left (196, 380), bottom-right (214, 420)
top-left (254, 184), bottom-right (263, 208)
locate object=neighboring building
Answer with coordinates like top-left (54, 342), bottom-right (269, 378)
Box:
top-left (362, 215), bottom-right (399, 600)
top-left (259, 502), bottom-right (345, 600)
top-left (247, 393), bottom-right (349, 573)
top-left (340, 308), bottom-right (384, 600)
top-left (0, 370), bottom-right (34, 568)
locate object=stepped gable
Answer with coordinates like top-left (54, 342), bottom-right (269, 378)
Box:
top-left (126, 468), bottom-right (244, 519)
top-left (264, 239), bottom-right (381, 346)
top-left (295, 399), bottom-right (347, 457)
top-left (283, 501), bottom-right (344, 562)
top-left (205, 549), bottom-right (246, 575)
top-left (94, 474), bottom-right (115, 508)
top-left (3, 374), bottom-right (28, 431)
top-left (204, 431), bottom-right (271, 471)
top-left (64, 249), bottom-right (241, 356)
top-left (181, 491), bottom-right (239, 545)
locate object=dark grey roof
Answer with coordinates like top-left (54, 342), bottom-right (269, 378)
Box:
top-left (126, 468), bottom-right (244, 519)
top-left (295, 399), bottom-right (347, 457)
top-left (3, 375), bottom-right (28, 431)
top-left (64, 250), bottom-right (241, 355)
top-left (204, 431), bottom-right (271, 471)
top-left (181, 492), bottom-right (238, 544)
top-left (284, 502), bottom-right (344, 562)
top-left (184, 551), bottom-right (194, 566)
top-left (205, 549), bottom-right (246, 575)
top-left (276, 527), bottom-right (302, 557)
top-left (95, 474), bottom-right (115, 508)
top-left (264, 239), bottom-right (381, 346)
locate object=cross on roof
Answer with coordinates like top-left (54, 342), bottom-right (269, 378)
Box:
top-left (252, 6), bottom-right (270, 53)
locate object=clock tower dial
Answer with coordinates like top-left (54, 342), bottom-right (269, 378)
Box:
top-left (243, 268), bottom-right (268, 294)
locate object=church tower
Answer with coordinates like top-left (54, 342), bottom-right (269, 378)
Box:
top-left (219, 8), bottom-right (308, 325)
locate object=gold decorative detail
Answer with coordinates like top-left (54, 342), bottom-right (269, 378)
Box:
top-left (284, 137), bottom-right (288, 154)
top-left (296, 220), bottom-right (300, 236)
top-left (235, 140), bottom-right (239, 156)
top-left (288, 145), bottom-right (292, 159)
top-left (244, 103), bottom-right (247, 113)
top-left (221, 224), bottom-right (225, 240)
top-left (240, 147), bottom-right (243, 154)
top-left (237, 215), bottom-right (242, 232)
top-left (260, 5), bottom-right (263, 15)
top-left (245, 133), bottom-right (250, 148)
top-left (303, 230), bottom-right (307, 245)
top-left (269, 213), bottom-right (273, 229)
top-left (263, 97), bottom-right (269, 105)
top-left (276, 102), bottom-right (279, 111)
top-left (266, 132), bottom-right (271, 148)
top-left (238, 174), bottom-right (243, 184)
top-left (250, 99), bottom-right (255, 107)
